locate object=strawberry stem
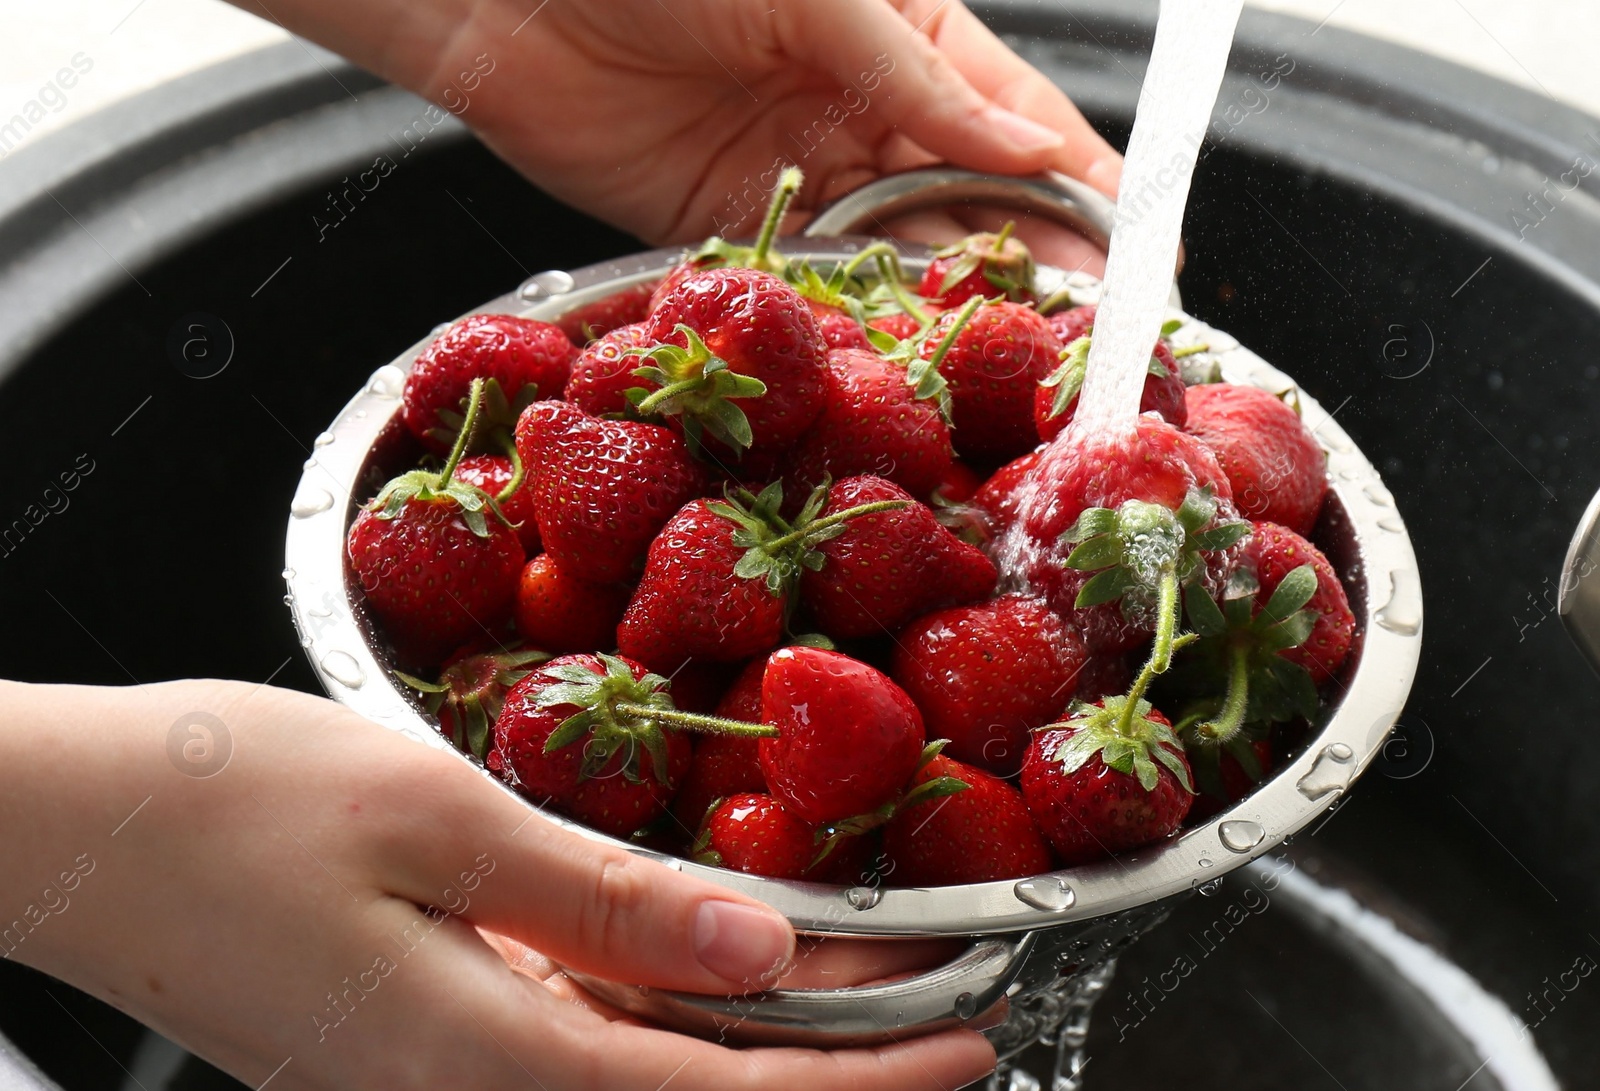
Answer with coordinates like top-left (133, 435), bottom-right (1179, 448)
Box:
top-left (1151, 567), bottom-right (1181, 674)
top-left (1192, 642), bottom-right (1250, 743)
top-left (840, 241), bottom-right (901, 280)
top-left (631, 375), bottom-right (709, 417)
top-left (992, 220), bottom-right (1016, 252)
top-left (875, 252), bottom-right (931, 326)
top-left (612, 702), bottom-right (778, 738)
top-left (760, 498), bottom-right (910, 553)
top-left (1114, 632), bottom-right (1199, 736)
top-left (923, 295), bottom-right (984, 374)
top-left (1172, 343), bottom-right (1211, 359)
top-left (752, 167), bottom-right (803, 269)
top-left (495, 431), bottom-right (525, 503)
top-left (436, 377), bottom-right (485, 489)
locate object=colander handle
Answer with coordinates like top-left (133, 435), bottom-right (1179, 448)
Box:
top-left (564, 930), bottom-right (1039, 1048)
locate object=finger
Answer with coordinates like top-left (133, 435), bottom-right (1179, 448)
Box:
top-left (777, 937), bottom-right (967, 990)
top-left (368, 747), bottom-right (796, 996)
top-left (772, 0), bottom-right (1068, 176)
top-left (901, 0), bottom-right (1124, 198)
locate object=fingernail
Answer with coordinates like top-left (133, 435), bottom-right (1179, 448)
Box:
top-left (694, 901), bottom-right (795, 985)
top-left (982, 105), bottom-right (1065, 153)
top-left (1085, 154), bottom-right (1124, 198)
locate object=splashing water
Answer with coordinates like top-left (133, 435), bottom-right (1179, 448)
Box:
top-left (995, 0), bottom-right (1244, 587)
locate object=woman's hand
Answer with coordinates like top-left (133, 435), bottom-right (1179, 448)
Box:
top-left (0, 678), bottom-right (995, 1090)
top-left (246, 0), bottom-right (1121, 269)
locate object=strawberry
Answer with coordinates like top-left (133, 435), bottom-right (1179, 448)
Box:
top-left (1021, 695), bottom-right (1194, 866)
top-left (671, 658), bottom-right (769, 829)
top-left (454, 453), bottom-right (540, 554)
top-left (869, 312), bottom-right (924, 341)
top-left (1184, 383), bottom-right (1328, 535)
top-left (563, 321), bottom-right (654, 418)
top-left (883, 753), bottom-right (1053, 885)
top-left (693, 793), bottom-right (821, 879)
top-left (647, 167), bottom-right (804, 313)
top-left (932, 461), bottom-right (983, 506)
top-left (1073, 654), bottom-right (1135, 705)
top-left (616, 481), bottom-right (911, 672)
top-left (490, 652), bottom-right (772, 837)
top-left (1035, 334), bottom-right (1185, 442)
top-left (1187, 733), bottom-right (1274, 821)
top-left (349, 380), bottom-right (525, 668)
top-left (814, 307), bottom-right (873, 351)
top-left (1012, 416), bottom-right (1247, 657)
top-left (917, 223), bottom-right (1036, 307)
top-left (639, 267), bottom-right (828, 458)
top-left (1045, 304), bottom-right (1096, 347)
top-left (799, 475), bottom-right (997, 640)
top-left (758, 647), bottom-right (925, 824)
top-left (892, 594), bottom-right (1087, 776)
top-left (917, 300), bottom-right (1062, 462)
top-left (402, 314), bottom-right (574, 454)
top-left (515, 400), bottom-right (709, 584)
top-left (969, 449), bottom-right (1040, 540)
top-left (512, 552), bottom-right (630, 655)
top-left (1243, 521), bottom-right (1354, 685)
top-left (557, 282), bottom-right (654, 345)
top-left (396, 643), bottom-right (551, 759)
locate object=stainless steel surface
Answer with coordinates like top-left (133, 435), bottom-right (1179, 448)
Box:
top-left (1559, 483), bottom-right (1600, 672)
top-left (803, 166), bottom-right (1182, 308)
top-left (282, 168), bottom-right (1422, 1048)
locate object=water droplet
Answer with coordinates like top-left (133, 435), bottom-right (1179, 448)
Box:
top-left (1362, 483), bottom-right (1394, 507)
top-left (1338, 465), bottom-right (1364, 481)
top-left (534, 269), bottom-right (576, 295)
top-left (366, 365), bottom-right (405, 399)
top-left (1013, 875), bottom-right (1076, 912)
top-left (353, 409), bottom-right (367, 419)
top-left (636, 985), bottom-right (651, 998)
top-left (290, 487), bottom-right (334, 518)
top-left (1195, 877), bottom-right (1224, 896)
top-left (658, 856), bottom-right (683, 871)
top-left (1197, 856), bottom-right (1214, 868)
top-left (320, 650), bottom-right (366, 689)
top-left (281, 567), bottom-right (296, 580)
top-left (1377, 514), bottom-right (1406, 533)
top-left (302, 457), bottom-right (318, 471)
top-left (953, 992), bottom-right (978, 1020)
top-left (1375, 568), bottom-right (1422, 635)
top-left (431, 322), bottom-right (452, 336)
top-left (1322, 431), bottom-right (1354, 455)
top-left (1219, 819), bottom-right (1265, 853)
top-left (1297, 743), bottom-right (1356, 800)
top-left (313, 430), bottom-right (336, 448)
top-left (845, 886), bottom-right (881, 911)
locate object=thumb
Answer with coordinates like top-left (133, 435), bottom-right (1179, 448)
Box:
top-left (377, 754), bottom-right (797, 995)
top-left (776, 0), bottom-right (1068, 172)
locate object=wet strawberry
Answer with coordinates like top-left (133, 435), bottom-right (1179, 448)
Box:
top-left (512, 552), bottom-right (630, 655)
top-left (396, 643), bottom-right (550, 759)
top-left (799, 476), bottom-right (997, 640)
top-left (557, 283), bottom-right (655, 345)
top-left (969, 449), bottom-right (1041, 540)
top-left (563, 321), bottom-right (654, 418)
top-left (1045, 304), bottom-right (1097, 347)
top-left (671, 659), bottom-right (769, 829)
top-left (1035, 334), bottom-right (1185, 441)
top-left (917, 223), bottom-right (1036, 308)
top-left (917, 301), bottom-right (1061, 462)
top-left (1184, 383), bottom-right (1327, 535)
top-left (932, 461), bottom-right (983, 506)
top-left (759, 647), bottom-right (925, 824)
top-left (869, 312), bottom-right (925, 342)
top-left (884, 753), bottom-right (1053, 885)
top-left (402, 314), bottom-right (574, 454)
top-left (892, 594), bottom-right (1087, 776)
top-left (515, 401), bottom-right (709, 584)
top-left (455, 453), bottom-right (540, 554)
top-left (1244, 521), bottom-right (1354, 685)
top-left (814, 307), bottom-right (873, 351)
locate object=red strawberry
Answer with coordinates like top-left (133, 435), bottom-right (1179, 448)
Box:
top-left (512, 552), bottom-right (630, 655)
top-left (396, 643), bottom-right (550, 759)
top-left (1245, 521), bottom-right (1354, 685)
top-left (1073, 654), bottom-right (1135, 705)
top-left (969, 449), bottom-right (1041, 539)
top-left (1184, 383), bottom-right (1328, 535)
top-left (1045, 304), bottom-right (1096, 347)
top-left (402, 314), bottom-right (574, 454)
top-left (782, 347), bottom-right (954, 500)
top-left (694, 793), bottom-right (820, 878)
top-left (563, 321), bottom-right (654, 418)
top-left (800, 476), bottom-right (997, 640)
top-left (884, 753), bottom-right (1053, 885)
top-left (1021, 700), bottom-right (1194, 866)
top-left (349, 381), bottom-right (524, 667)
top-left (917, 300), bottom-right (1062, 462)
top-left (557, 282), bottom-right (654, 345)
top-left (515, 401), bottom-right (709, 584)
top-left (640, 267), bottom-right (828, 457)
top-left (759, 647), bottom-right (925, 824)
top-left (455, 453), bottom-right (540, 554)
top-left (917, 224), bottom-right (1036, 308)
top-left (869, 312), bottom-right (924, 341)
top-left (1035, 335), bottom-right (1185, 442)
top-left (1013, 417), bottom-right (1246, 656)
top-left (671, 659), bottom-right (768, 828)
top-left (1188, 735), bottom-right (1275, 821)
top-left (892, 594), bottom-right (1087, 776)
top-left (932, 461), bottom-right (983, 506)
top-left (617, 481), bottom-right (907, 671)
top-left (489, 653), bottom-right (700, 837)
top-left (814, 307), bottom-right (872, 351)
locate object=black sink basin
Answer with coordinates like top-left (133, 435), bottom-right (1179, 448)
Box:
top-left (3, 2), bottom-right (1599, 1088)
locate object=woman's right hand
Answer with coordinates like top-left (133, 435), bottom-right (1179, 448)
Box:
top-left (0, 678), bottom-right (996, 1090)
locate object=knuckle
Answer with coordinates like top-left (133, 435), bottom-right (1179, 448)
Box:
top-left (581, 853), bottom-right (653, 956)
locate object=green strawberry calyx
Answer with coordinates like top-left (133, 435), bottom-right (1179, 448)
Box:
top-left (688, 166), bottom-right (804, 276)
top-left (811, 740), bottom-right (970, 866)
top-left (537, 653), bottom-right (776, 785)
top-left (931, 221), bottom-right (1035, 301)
top-left (1062, 487), bottom-right (1250, 672)
top-left (707, 479), bottom-right (911, 597)
top-left (626, 325), bottom-right (770, 455)
top-left (365, 377), bottom-right (515, 538)
top-left (429, 375), bottom-right (541, 454)
top-left (1040, 333), bottom-right (1171, 423)
top-left (1044, 637), bottom-right (1199, 795)
top-left (1169, 562), bottom-right (1321, 745)
top-left (395, 644), bottom-right (551, 760)
top-left (876, 294), bottom-right (983, 424)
